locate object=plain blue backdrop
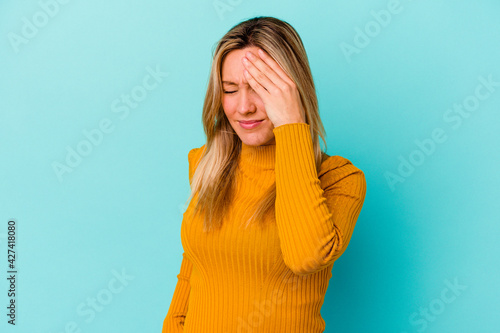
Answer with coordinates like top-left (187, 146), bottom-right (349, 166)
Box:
top-left (1, 0), bottom-right (499, 332)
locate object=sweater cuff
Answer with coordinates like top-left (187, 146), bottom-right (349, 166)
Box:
top-left (272, 122), bottom-right (316, 178)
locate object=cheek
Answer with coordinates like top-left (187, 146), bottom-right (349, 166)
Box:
top-left (221, 99), bottom-right (234, 116)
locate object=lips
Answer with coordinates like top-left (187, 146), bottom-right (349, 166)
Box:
top-left (239, 119), bottom-right (264, 129)
top-left (239, 120), bottom-right (263, 124)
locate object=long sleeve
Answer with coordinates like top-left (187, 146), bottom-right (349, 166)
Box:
top-left (273, 122), bottom-right (367, 276)
top-left (162, 252), bottom-right (192, 332)
top-left (162, 147), bottom-right (204, 332)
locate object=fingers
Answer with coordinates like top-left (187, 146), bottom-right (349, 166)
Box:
top-left (242, 57), bottom-right (272, 95)
top-left (243, 50), bottom-right (285, 91)
top-left (243, 68), bottom-right (269, 98)
top-left (254, 49), bottom-right (296, 89)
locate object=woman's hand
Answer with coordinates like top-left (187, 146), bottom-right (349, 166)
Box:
top-left (242, 48), bottom-right (306, 128)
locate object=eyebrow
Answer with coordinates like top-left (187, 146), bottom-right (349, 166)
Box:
top-left (222, 81), bottom-right (249, 86)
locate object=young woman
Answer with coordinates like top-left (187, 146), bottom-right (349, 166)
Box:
top-left (162, 16), bottom-right (367, 332)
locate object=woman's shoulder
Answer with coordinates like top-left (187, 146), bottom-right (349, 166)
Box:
top-left (188, 144), bottom-right (207, 164)
top-left (188, 144), bottom-right (207, 184)
top-left (319, 152), bottom-right (365, 188)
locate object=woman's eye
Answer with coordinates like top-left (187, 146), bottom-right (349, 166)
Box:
top-left (224, 91), bottom-right (236, 94)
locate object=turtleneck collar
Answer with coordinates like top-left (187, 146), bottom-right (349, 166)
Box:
top-left (240, 141), bottom-right (276, 170)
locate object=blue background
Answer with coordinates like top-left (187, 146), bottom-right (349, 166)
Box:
top-left (1, 0), bottom-right (499, 332)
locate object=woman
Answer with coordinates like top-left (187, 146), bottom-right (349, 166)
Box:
top-left (162, 16), bottom-right (367, 332)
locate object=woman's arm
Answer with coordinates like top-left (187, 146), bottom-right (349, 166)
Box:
top-left (273, 122), bottom-right (367, 276)
top-left (162, 146), bottom-right (204, 331)
top-left (162, 252), bottom-right (192, 332)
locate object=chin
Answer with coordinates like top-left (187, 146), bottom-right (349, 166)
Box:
top-left (243, 136), bottom-right (273, 147)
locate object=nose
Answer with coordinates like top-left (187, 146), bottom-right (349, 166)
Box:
top-left (237, 88), bottom-right (256, 114)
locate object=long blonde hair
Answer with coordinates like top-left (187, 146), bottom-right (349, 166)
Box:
top-left (185, 16), bottom-right (328, 232)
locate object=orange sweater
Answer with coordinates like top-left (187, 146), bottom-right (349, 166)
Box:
top-left (162, 123), bottom-right (367, 332)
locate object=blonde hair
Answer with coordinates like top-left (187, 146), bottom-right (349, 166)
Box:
top-left (185, 16), bottom-right (328, 232)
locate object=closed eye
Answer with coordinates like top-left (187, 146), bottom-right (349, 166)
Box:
top-left (224, 91), bottom-right (236, 94)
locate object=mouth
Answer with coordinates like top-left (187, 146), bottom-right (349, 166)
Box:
top-left (239, 119), bottom-right (264, 129)
top-left (239, 120), bottom-right (263, 124)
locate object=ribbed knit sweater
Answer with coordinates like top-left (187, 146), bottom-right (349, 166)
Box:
top-left (162, 122), bottom-right (367, 332)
